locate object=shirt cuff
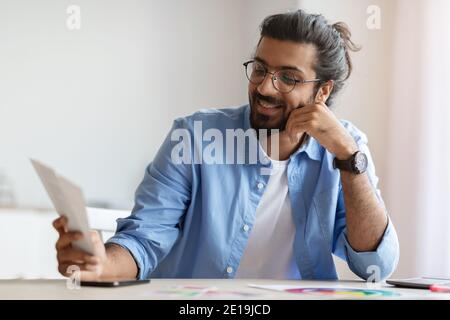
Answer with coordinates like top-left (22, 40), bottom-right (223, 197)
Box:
top-left (106, 234), bottom-right (148, 280)
top-left (343, 216), bottom-right (400, 281)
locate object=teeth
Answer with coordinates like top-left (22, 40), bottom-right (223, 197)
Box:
top-left (259, 99), bottom-right (278, 108)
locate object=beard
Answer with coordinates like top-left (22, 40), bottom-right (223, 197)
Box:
top-left (249, 90), bottom-right (315, 132)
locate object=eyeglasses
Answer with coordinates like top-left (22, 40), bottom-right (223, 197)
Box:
top-left (243, 60), bottom-right (323, 93)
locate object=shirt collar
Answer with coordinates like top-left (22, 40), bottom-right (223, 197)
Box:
top-left (292, 134), bottom-right (322, 162)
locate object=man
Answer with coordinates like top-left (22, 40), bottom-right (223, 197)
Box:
top-left (53, 10), bottom-right (399, 281)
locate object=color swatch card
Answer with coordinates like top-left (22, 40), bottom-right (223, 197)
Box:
top-left (248, 284), bottom-right (400, 299)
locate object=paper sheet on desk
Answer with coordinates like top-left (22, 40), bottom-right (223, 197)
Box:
top-left (31, 159), bottom-right (94, 255)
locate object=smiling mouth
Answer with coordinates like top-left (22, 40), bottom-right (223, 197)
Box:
top-left (256, 98), bottom-right (283, 116)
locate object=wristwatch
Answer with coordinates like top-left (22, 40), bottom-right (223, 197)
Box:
top-left (333, 151), bottom-right (368, 174)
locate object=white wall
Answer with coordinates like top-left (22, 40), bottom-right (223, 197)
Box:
top-left (0, 0), bottom-right (276, 209)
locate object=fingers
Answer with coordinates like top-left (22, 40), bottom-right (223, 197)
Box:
top-left (286, 119), bottom-right (318, 144)
top-left (53, 221), bottom-right (106, 279)
top-left (286, 105), bottom-right (322, 135)
top-left (57, 247), bottom-right (100, 278)
top-left (58, 262), bottom-right (100, 277)
top-left (52, 216), bottom-right (68, 235)
top-left (286, 113), bottom-right (314, 134)
top-left (56, 243), bottom-right (103, 279)
top-left (57, 247), bottom-right (97, 264)
top-left (89, 230), bottom-right (102, 243)
top-left (53, 219), bottom-right (105, 279)
top-left (292, 102), bottom-right (327, 115)
top-left (285, 102), bottom-right (331, 142)
top-left (58, 250), bottom-right (102, 278)
top-left (286, 118), bottom-right (316, 133)
top-left (55, 231), bottom-right (83, 251)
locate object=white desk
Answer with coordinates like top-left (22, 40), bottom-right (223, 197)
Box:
top-left (0, 279), bottom-right (449, 300)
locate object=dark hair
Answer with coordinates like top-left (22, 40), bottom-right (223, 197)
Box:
top-left (258, 10), bottom-right (361, 107)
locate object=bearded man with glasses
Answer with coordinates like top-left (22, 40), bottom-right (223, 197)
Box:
top-left (52, 10), bottom-right (399, 282)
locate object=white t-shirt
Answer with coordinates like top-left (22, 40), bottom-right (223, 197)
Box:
top-left (235, 159), bottom-right (300, 279)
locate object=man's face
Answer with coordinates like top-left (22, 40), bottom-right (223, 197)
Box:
top-left (249, 37), bottom-right (319, 131)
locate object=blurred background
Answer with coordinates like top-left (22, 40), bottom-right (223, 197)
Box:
top-left (0, 0), bottom-right (449, 280)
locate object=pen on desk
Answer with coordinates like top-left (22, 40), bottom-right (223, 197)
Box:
top-left (430, 284), bottom-right (450, 293)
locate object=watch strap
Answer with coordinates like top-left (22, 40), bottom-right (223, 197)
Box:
top-left (333, 157), bottom-right (354, 172)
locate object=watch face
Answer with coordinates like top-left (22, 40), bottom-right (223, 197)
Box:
top-left (353, 152), bottom-right (368, 173)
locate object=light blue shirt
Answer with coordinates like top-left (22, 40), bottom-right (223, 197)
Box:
top-left (107, 105), bottom-right (399, 280)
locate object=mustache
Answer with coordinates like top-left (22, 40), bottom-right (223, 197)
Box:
top-left (254, 92), bottom-right (285, 106)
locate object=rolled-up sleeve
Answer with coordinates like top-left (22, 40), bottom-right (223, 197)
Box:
top-left (333, 121), bottom-right (400, 281)
top-left (341, 217), bottom-right (400, 280)
top-left (106, 118), bottom-right (193, 279)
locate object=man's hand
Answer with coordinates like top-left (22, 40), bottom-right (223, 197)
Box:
top-left (284, 102), bottom-right (358, 160)
top-left (282, 102), bottom-right (389, 252)
top-left (53, 216), bottom-right (107, 281)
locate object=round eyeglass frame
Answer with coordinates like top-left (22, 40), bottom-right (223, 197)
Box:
top-left (243, 60), bottom-right (323, 93)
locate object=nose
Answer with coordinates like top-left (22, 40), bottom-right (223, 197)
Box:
top-left (256, 73), bottom-right (278, 97)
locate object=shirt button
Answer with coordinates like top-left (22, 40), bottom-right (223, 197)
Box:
top-left (243, 224), bottom-right (250, 232)
top-left (257, 182), bottom-right (264, 190)
top-left (226, 266), bottom-right (233, 274)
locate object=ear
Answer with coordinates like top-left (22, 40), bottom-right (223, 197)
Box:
top-left (315, 80), bottom-right (334, 104)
